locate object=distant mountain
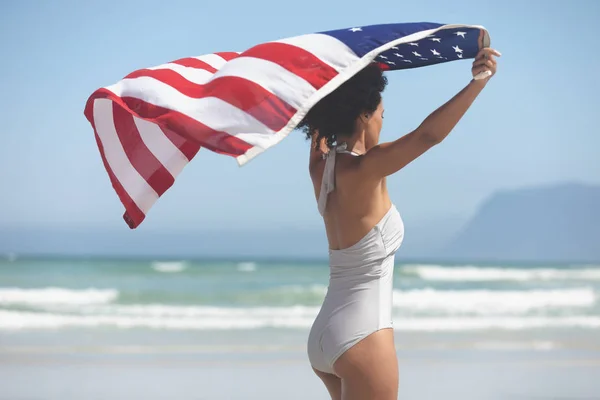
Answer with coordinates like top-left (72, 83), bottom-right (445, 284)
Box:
top-left (440, 183), bottom-right (600, 262)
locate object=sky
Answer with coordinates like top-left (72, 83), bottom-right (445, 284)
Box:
top-left (0, 0), bottom-right (599, 246)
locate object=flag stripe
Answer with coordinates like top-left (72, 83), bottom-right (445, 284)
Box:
top-left (85, 89), bottom-right (201, 161)
top-left (93, 130), bottom-right (146, 228)
top-left (171, 57), bottom-right (217, 72)
top-left (93, 98), bottom-right (159, 214)
top-left (160, 126), bottom-right (201, 161)
top-left (145, 63), bottom-right (214, 84)
top-left (216, 51), bottom-right (241, 61)
top-left (111, 104), bottom-right (175, 197)
top-left (211, 56), bottom-right (316, 110)
top-left (116, 95), bottom-right (253, 156)
top-left (88, 110), bottom-right (146, 228)
top-left (192, 54), bottom-right (229, 70)
top-left (133, 116), bottom-right (189, 179)
top-left (242, 42), bottom-right (339, 90)
top-left (275, 33), bottom-right (360, 72)
top-left (124, 70), bottom-right (297, 131)
top-left (106, 77), bottom-right (276, 140)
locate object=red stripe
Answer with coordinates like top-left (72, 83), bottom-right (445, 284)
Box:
top-left (83, 102), bottom-right (146, 229)
top-left (168, 57), bottom-right (217, 72)
top-left (89, 89), bottom-right (252, 156)
top-left (112, 103), bottom-right (175, 197)
top-left (125, 69), bottom-right (296, 131)
top-left (242, 42), bottom-right (339, 89)
top-left (216, 52), bottom-right (240, 61)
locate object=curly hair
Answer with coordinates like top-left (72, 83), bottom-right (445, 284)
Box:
top-left (297, 62), bottom-right (388, 150)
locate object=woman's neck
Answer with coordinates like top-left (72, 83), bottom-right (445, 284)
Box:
top-left (341, 132), bottom-right (368, 155)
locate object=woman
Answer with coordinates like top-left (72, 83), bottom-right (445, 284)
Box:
top-left (299, 47), bottom-right (500, 400)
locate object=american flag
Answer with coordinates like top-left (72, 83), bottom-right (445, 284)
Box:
top-left (84, 22), bottom-right (490, 228)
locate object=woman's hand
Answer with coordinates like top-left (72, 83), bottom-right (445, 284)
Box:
top-left (472, 47), bottom-right (501, 83)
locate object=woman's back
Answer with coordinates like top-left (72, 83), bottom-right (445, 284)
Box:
top-left (310, 143), bottom-right (393, 251)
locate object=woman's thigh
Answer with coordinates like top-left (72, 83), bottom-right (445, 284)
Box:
top-left (333, 328), bottom-right (398, 400)
top-left (313, 368), bottom-right (342, 400)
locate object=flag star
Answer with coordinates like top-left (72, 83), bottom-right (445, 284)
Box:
top-left (431, 49), bottom-right (440, 56)
top-left (387, 61), bottom-right (396, 65)
top-left (391, 46), bottom-right (399, 50)
top-left (349, 27), bottom-right (362, 32)
top-left (457, 53), bottom-right (463, 58)
top-left (394, 53), bottom-right (404, 58)
top-left (430, 38), bottom-right (441, 42)
top-left (379, 55), bottom-right (388, 59)
top-left (402, 59), bottom-right (412, 63)
top-left (409, 42), bottom-right (419, 46)
top-left (419, 57), bottom-right (429, 61)
top-left (412, 51), bottom-right (422, 57)
top-left (455, 31), bottom-right (467, 38)
top-left (453, 45), bottom-right (463, 53)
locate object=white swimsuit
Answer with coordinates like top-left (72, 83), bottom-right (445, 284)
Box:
top-left (307, 143), bottom-right (405, 375)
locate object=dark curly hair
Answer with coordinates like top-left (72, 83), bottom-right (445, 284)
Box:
top-left (297, 62), bottom-right (388, 150)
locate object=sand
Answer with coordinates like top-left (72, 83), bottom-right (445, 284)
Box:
top-left (2, 346), bottom-right (600, 399)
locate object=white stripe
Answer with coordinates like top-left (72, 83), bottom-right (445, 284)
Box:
top-left (93, 99), bottom-right (158, 214)
top-left (133, 117), bottom-right (189, 178)
top-left (212, 56), bottom-right (316, 109)
top-left (105, 77), bottom-right (274, 147)
top-left (147, 63), bottom-right (213, 85)
top-left (275, 33), bottom-right (359, 72)
top-left (192, 54), bottom-right (228, 70)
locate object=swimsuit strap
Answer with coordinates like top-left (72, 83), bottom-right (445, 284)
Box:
top-left (317, 142), bottom-right (359, 216)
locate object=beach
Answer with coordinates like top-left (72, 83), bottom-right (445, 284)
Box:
top-left (1, 257), bottom-right (600, 399)
top-left (2, 341), bottom-right (600, 399)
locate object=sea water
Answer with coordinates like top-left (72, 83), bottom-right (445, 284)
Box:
top-left (1, 256), bottom-right (599, 351)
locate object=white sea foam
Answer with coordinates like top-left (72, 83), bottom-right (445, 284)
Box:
top-left (78, 304), bottom-right (320, 318)
top-left (151, 261), bottom-right (187, 273)
top-left (392, 287), bottom-right (596, 315)
top-left (403, 264), bottom-right (600, 281)
top-left (278, 284), bottom-right (327, 295)
top-left (0, 287), bottom-right (118, 306)
top-left (0, 309), bottom-right (315, 331)
top-left (236, 262), bottom-right (257, 272)
top-left (471, 340), bottom-right (559, 351)
top-left (2, 309), bottom-right (599, 332)
top-left (393, 316), bottom-right (600, 331)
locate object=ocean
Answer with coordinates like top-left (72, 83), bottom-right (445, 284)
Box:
top-left (2, 256), bottom-right (600, 351)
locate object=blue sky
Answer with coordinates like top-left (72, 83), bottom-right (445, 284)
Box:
top-left (1, 0), bottom-right (598, 239)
